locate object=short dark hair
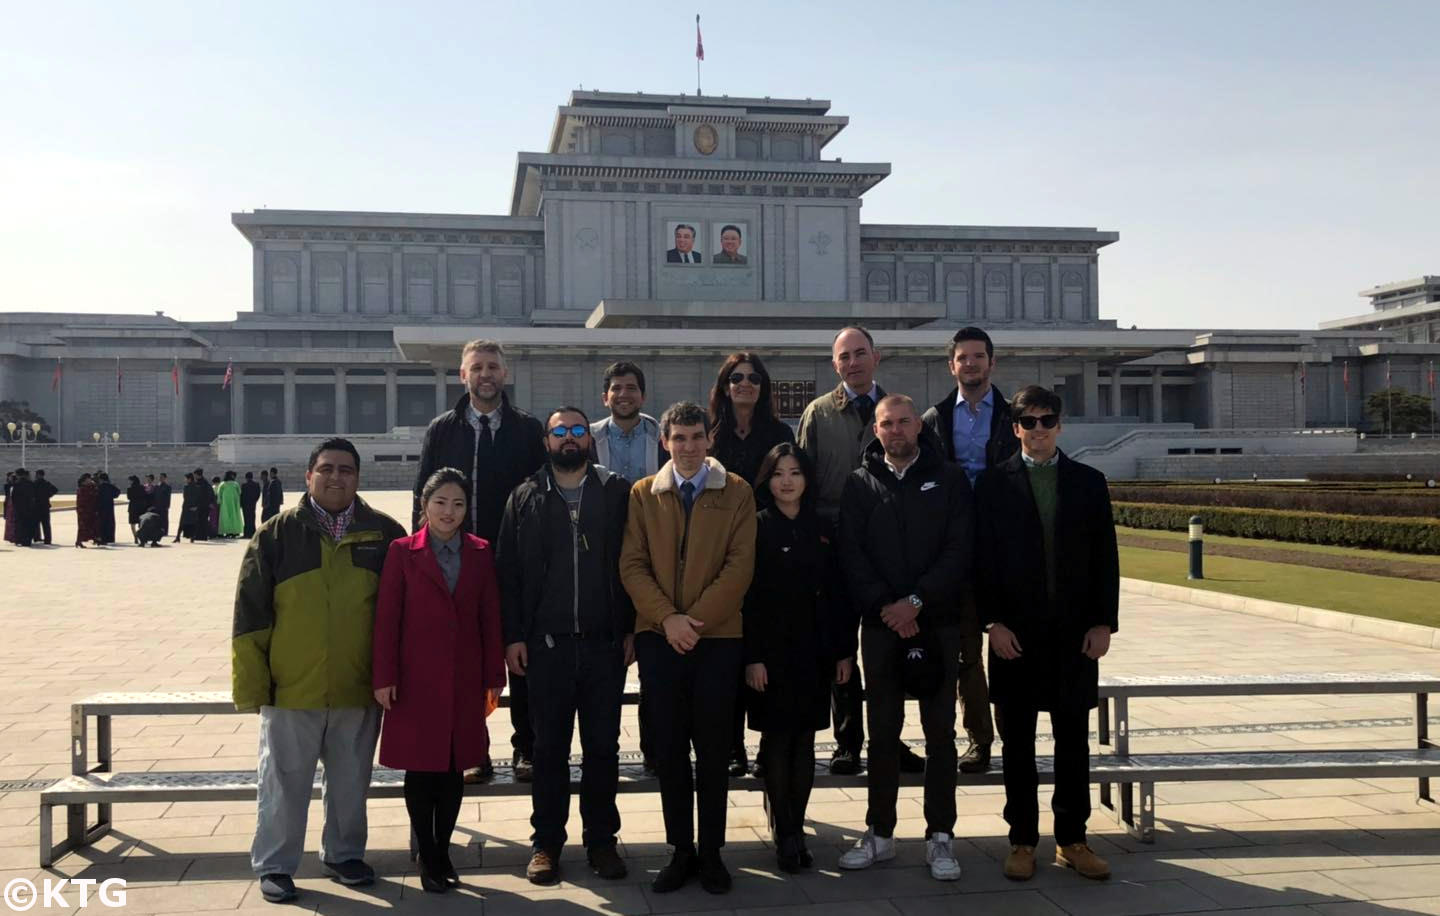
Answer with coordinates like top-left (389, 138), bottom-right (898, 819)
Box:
top-left (660, 401), bottom-right (708, 440)
top-left (269, 467), bottom-right (279, 475)
top-left (244, 472), bottom-right (253, 481)
top-left (833, 325), bottom-right (876, 350)
top-left (193, 467), bottom-right (204, 478)
top-left (548, 405), bottom-right (591, 427)
top-left (720, 224), bottom-right (742, 239)
top-left (602, 361), bottom-right (646, 395)
top-left (753, 442), bottom-right (817, 513)
top-left (159, 473), bottom-right (166, 479)
top-left (224, 470), bottom-right (236, 481)
top-left (420, 467), bottom-right (470, 506)
top-left (308, 438), bottom-right (361, 472)
top-left (949, 326), bottom-right (994, 360)
top-left (673, 223), bottom-right (696, 237)
top-left (145, 474), bottom-right (155, 481)
top-left (35, 469), bottom-right (45, 478)
top-left (1011, 385), bottom-right (1063, 419)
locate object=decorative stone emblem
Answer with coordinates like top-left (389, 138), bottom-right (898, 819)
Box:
top-left (693, 124), bottom-right (718, 155)
top-left (575, 227), bottom-right (599, 249)
top-left (808, 231), bottom-right (832, 256)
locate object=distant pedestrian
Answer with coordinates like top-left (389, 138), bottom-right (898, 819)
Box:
top-left (209, 476), bottom-right (222, 536)
top-left (136, 508), bottom-right (165, 547)
top-left (241, 471), bottom-right (262, 537)
top-left (74, 474), bottom-right (97, 548)
top-left (262, 467), bottom-right (283, 523)
top-left (2, 471), bottom-right (14, 543)
top-left (153, 473), bottom-right (172, 538)
top-left (9, 470), bottom-right (36, 547)
top-left (95, 473), bottom-right (120, 545)
top-left (218, 471), bottom-right (243, 537)
top-left (34, 470), bottom-right (57, 545)
top-left (175, 472), bottom-right (195, 542)
top-left (125, 475), bottom-right (151, 544)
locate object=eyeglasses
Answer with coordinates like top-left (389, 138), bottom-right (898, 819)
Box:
top-left (549, 424), bottom-right (589, 439)
top-left (728, 372), bottom-right (763, 386)
top-left (1016, 414), bottom-right (1060, 430)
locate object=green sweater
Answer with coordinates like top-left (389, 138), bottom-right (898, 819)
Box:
top-left (1026, 462), bottom-right (1059, 602)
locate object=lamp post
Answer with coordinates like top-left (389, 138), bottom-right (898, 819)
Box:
top-left (7, 421), bottom-right (42, 468)
top-left (93, 431), bottom-right (120, 474)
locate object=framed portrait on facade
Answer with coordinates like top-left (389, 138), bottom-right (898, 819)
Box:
top-left (711, 221), bottom-right (748, 265)
top-left (664, 221), bottom-right (703, 265)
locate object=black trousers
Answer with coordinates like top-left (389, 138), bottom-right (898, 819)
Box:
top-left (98, 510), bottom-right (116, 544)
top-left (830, 670), bottom-right (865, 756)
top-left (761, 727), bottom-right (816, 850)
top-left (403, 769), bottom-right (464, 869)
top-left (14, 513), bottom-right (34, 547)
top-left (242, 505), bottom-right (257, 539)
top-left (37, 509), bottom-right (51, 545)
top-left (861, 624), bottom-right (963, 838)
top-left (636, 632), bottom-right (742, 855)
top-left (997, 701), bottom-right (1091, 847)
top-left (526, 636), bottom-right (624, 853)
top-left (958, 626), bottom-right (996, 746)
top-left (509, 672), bottom-right (533, 759)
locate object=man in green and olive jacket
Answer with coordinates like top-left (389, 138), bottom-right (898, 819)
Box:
top-left (231, 438), bottom-right (406, 905)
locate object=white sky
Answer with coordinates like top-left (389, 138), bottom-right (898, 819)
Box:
top-left (1, 0), bottom-right (1436, 329)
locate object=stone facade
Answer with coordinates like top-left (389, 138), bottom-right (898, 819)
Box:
top-left (2, 90), bottom-right (1438, 453)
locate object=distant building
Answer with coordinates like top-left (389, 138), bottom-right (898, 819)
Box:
top-left (1, 90), bottom-right (1437, 451)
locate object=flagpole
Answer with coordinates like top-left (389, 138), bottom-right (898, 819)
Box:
top-left (115, 355), bottom-right (121, 439)
top-left (695, 14), bottom-right (702, 96)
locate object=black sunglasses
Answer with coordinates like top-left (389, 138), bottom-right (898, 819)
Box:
top-left (1016, 414), bottom-right (1060, 430)
top-left (548, 424), bottom-right (589, 439)
top-left (728, 372), bottom-right (763, 386)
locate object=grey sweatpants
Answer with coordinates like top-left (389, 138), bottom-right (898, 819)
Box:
top-left (251, 705), bottom-right (381, 877)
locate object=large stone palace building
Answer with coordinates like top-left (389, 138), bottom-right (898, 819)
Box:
top-left (2, 91), bottom-right (1436, 465)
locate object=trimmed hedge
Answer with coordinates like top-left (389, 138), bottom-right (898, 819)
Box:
top-left (1108, 484), bottom-right (1440, 518)
top-left (1113, 501), bottom-right (1440, 555)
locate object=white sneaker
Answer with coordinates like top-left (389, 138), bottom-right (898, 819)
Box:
top-left (838, 828), bottom-right (896, 870)
top-left (926, 832), bottom-right (962, 881)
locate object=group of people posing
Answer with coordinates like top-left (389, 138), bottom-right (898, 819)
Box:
top-left (230, 325), bottom-right (1120, 906)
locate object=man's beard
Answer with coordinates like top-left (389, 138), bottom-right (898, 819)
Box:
top-left (884, 440), bottom-right (918, 463)
top-left (549, 446), bottom-right (587, 471)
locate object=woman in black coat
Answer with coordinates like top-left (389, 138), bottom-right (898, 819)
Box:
top-left (742, 442), bottom-right (852, 873)
top-left (95, 473), bottom-right (121, 545)
top-left (708, 351), bottom-right (796, 775)
top-left (124, 475), bottom-right (151, 544)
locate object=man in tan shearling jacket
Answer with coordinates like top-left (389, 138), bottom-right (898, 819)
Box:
top-left (620, 400), bottom-right (756, 896)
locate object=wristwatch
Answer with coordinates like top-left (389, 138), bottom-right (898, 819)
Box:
top-left (907, 594), bottom-right (923, 610)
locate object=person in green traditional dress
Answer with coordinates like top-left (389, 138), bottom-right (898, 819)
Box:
top-left (218, 470), bottom-right (245, 538)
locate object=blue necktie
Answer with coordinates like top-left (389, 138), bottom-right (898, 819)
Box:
top-left (681, 480), bottom-right (696, 515)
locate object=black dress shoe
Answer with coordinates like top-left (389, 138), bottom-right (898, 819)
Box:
top-left (438, 851), bottom-right (460, 886)
top-left (651, 849), bottom-right (698, 893)
top-left (829, 749), bottom-right (861, 775)
top-left (958, 742), bottom-right (992, 774)
top-left (728, 757), bottom-right (749, 777)
top-left (776, 850), bottom-right (801, 874)
top-left (587, 844), bottom-right (628, 880)
top-left (642, 756), bottom-right (656, 777)
top-left (798, 845), bottom-right (814, 869)
top-left (419, 863), bottom-right (449, 894)
top-left (699, 853), bottom-right (732, 894)
top-left (898, 744), bottom-right (926, 774)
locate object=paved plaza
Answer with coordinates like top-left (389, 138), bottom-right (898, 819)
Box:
top-left (1, 491), bottom-right (1439, 915)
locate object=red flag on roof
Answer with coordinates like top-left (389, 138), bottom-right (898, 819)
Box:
top-left (51, 359), bottom-right (62, 392)
top-left (696, 14), bottom-right (704, 61)
top-left (116, 357), bottom-right (123, 394)
top-left (222, 360), bottom-right (234, 390)
top-left (171, 360), bottom-right (180, 395)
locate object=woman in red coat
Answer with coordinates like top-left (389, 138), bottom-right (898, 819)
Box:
top-left (373, 468), bottom-right (505, 893)
top-left (74, 474), bottom-right (98, 548)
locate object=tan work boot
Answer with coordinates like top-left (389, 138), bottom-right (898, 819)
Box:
top-left (526, 848), bottom-right (560, 885)
top-left (1003, 845), bottom-right (1036, 881)
top-left (1056, 842), bottom-right (1110, 880)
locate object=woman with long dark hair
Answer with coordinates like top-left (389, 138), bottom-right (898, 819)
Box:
top-left (707, 351), bottom-right (796, 776)
top-left (124, 475), bottom-right (151, 544)
top-left (743, 442), bottom-right (851, 872)
top-left (373, 467), bottom-right (506, 893)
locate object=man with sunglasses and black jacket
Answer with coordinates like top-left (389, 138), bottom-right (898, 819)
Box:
top-left (921, 326), bottom-right (1019, 775)
top-left (974, 385), bottom-right (1118, 884)
top-left (498, 407), bottom-right (633, 887)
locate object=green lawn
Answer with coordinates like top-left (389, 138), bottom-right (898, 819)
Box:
top-left (1121, 545), bottom-right (1440, 629)
top-left (1117, 525), bottom-right (1440, 567)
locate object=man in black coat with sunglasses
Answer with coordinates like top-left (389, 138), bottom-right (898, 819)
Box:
top-left (974, 385), bottom-right (1118, 884)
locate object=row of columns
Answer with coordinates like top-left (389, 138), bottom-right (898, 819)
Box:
top-left (223, 367), bottom-right (453, 435)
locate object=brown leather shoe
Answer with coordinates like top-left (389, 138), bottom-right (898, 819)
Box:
top-left (1056, 842), bottom-right (1110, 880)
top-left (1003, 845), bottom-right (1036, 881)
top-left (526, 848), bottom-right (560, 885)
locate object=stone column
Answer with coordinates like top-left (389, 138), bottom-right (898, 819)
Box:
top-left (1011, 260), bottom-right (1023, 321)
top-left (299, 248), bottom-right (312, 314)
top-left (173, 361), bottom-right (187, 442)
top-left (283, 368), bottom-right (296, 434)
top-left (435, 369), bottom-right (449, 416)
top-left (345, 248), bottom-right (358, 313)
top-left (1049, 258), bottom-right (1061, 320)
top-left (1088, 258), bottom-right (1100, 321)
top-left (1151, 368), bottom-right (1164, 423)
top-left (253, 249), bottom-right (265, 313)
top-left (230, 368), bottom-right (244, 435)
top-left (1082, 361), bottom-right (1099, 418)
top-left (335, 368), bottom-right (348, 434)
top-left (437, 249), bottom-right (449, 316)
top-left (392, 249), bottom-right (404, 315)
top-left (1109, 368), bottom-right (1121, 417)
top-left (385, 369), bottom-right (399, 432)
